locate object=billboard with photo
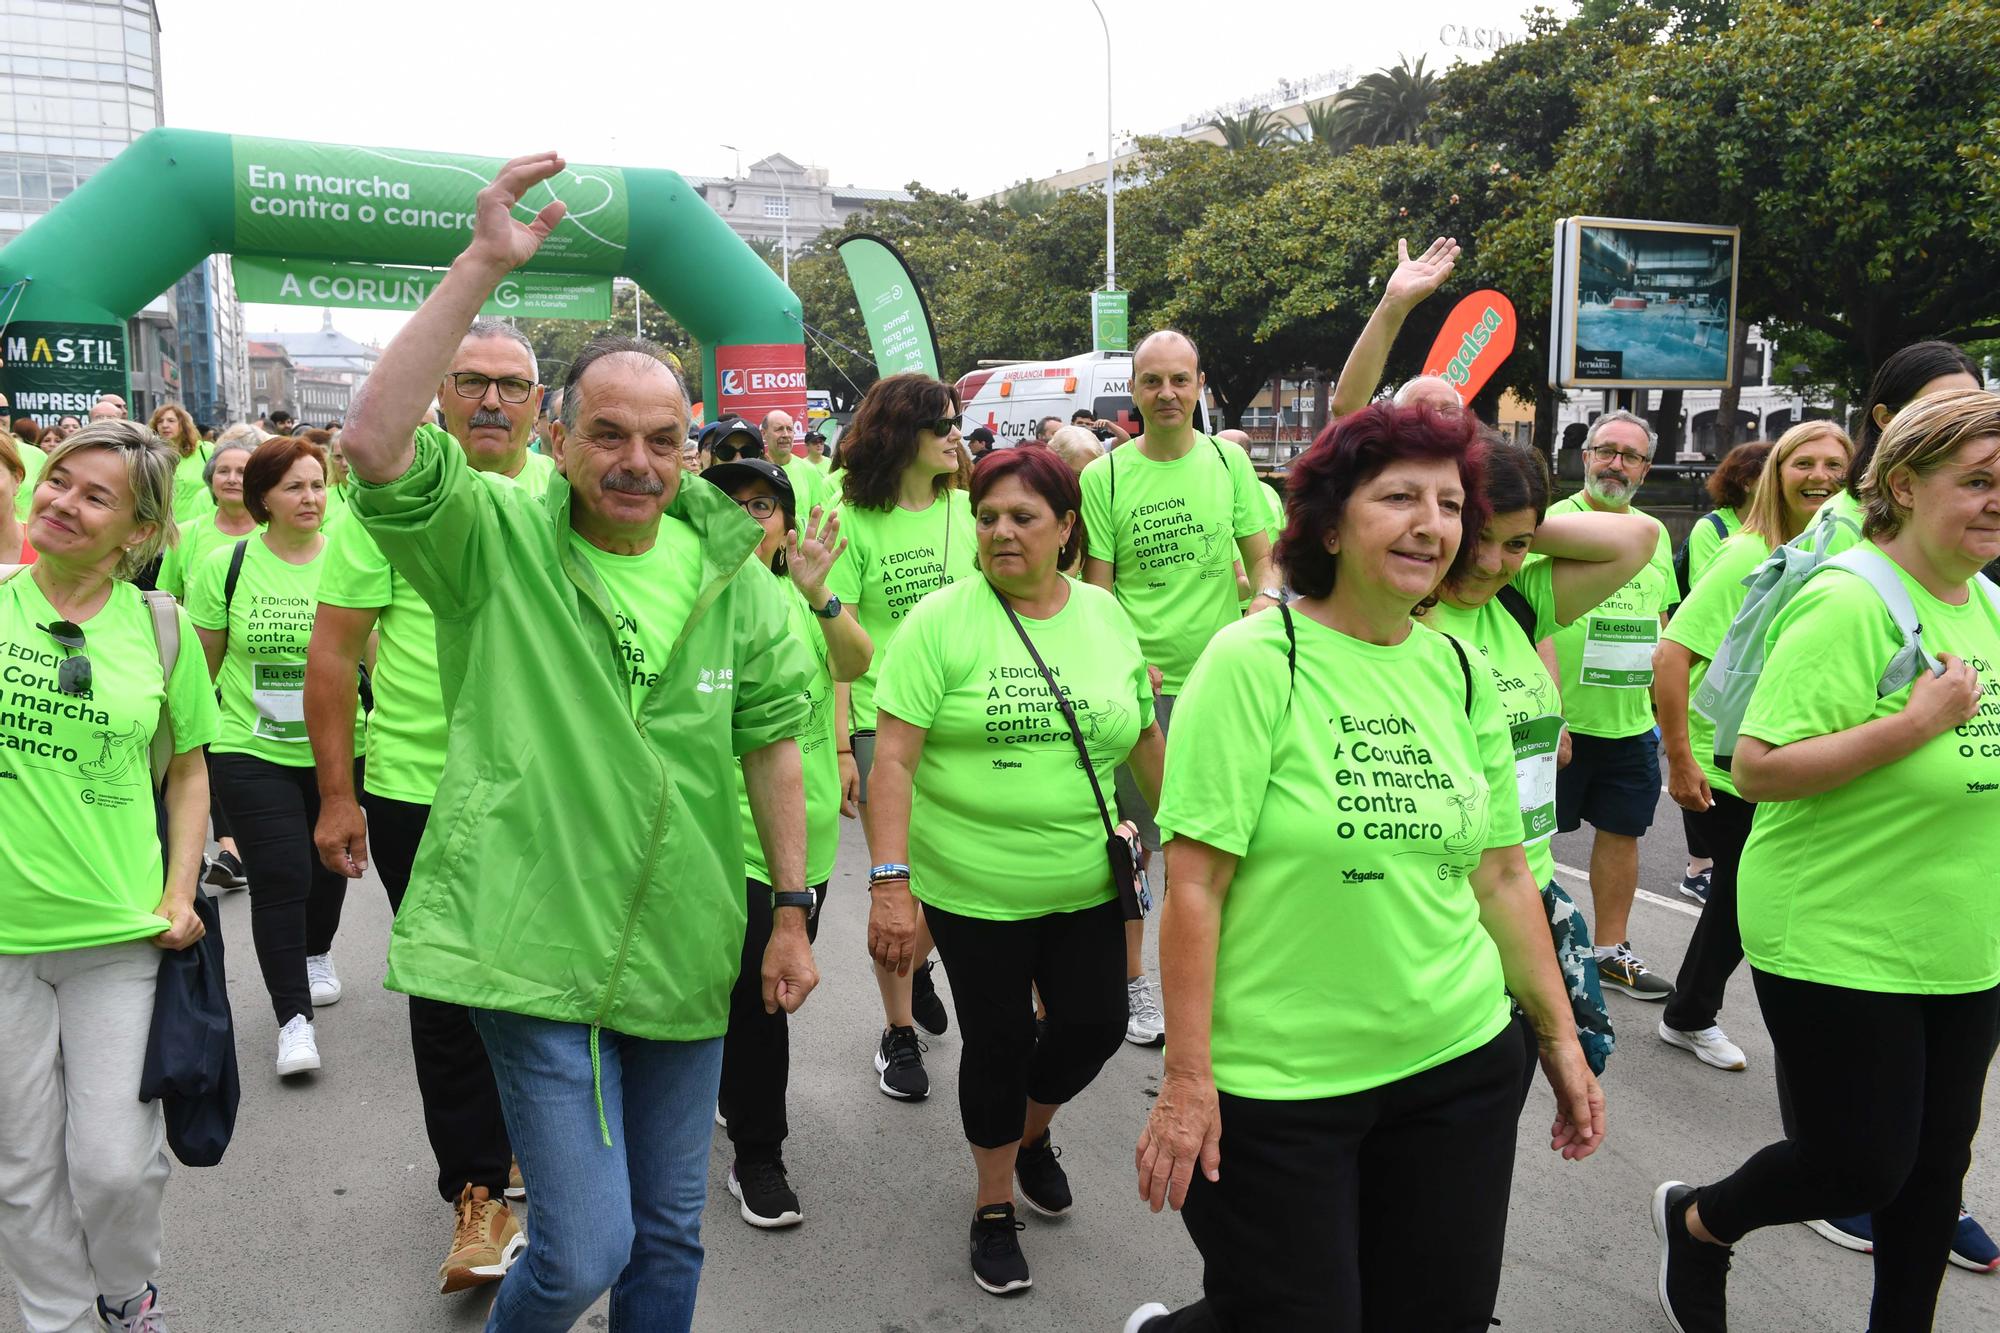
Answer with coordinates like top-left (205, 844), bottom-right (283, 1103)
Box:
top-left (1548, 217), bottom-right (1740, 389)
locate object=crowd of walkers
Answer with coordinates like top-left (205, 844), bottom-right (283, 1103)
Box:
top-left (2, 153), bottom-right (1997, 1333)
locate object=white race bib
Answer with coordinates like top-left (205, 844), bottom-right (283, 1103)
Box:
top-left (252, 660), bottom-right (308, 742)
top-left (1512, 714), bottom-right (1562, 843)
top-left (1580, 614), bottom-right (1658, 688)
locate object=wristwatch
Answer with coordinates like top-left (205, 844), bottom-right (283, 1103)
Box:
top-left (813, 593), bottom-right (842, 619)
top-left (772, 889), bottom-right (816, 912)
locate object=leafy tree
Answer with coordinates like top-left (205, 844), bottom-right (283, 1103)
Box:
top-left (999, 179), bottom-right (1063, 218)
top-left (1297, 96), bottom-right (1344, 151)
top-left (1323, 56), bottom-right (1443, 151)
top-left (1201, 108), bottom-right (1295, 150)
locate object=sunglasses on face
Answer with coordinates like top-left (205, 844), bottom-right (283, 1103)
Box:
top-left (39, 619), bottom-right (90, 697)
top-left (734, 495), bottom-right (781, 520)
top-left (710, 440), bottom-right (764, 463)
top-left (925, 414), bottom-right (963, 437)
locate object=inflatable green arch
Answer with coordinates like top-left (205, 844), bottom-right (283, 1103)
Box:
top-left (0, 129), bottom-right (807, 426)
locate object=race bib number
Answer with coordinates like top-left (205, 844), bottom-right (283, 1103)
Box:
top-left (1580, 614), bottom-right (1658, 688)
top-left (252, 661), bottom-right (308, 742)
top-left (1512, 714), bottom-right (1562, 843)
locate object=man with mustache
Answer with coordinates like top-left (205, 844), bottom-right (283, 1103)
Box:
top-left (304, 317), bottom-right (553, 1296)
top-left (1539, 409), bottom-right (1679, 1004)
top-left (339, 152), bottom-right (818, 1331)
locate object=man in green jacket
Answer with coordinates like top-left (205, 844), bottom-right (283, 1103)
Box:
top-left (341, 151), bottom-right (818, 1333)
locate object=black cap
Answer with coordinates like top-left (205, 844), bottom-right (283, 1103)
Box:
top-left (699, 415), bottom-right (763, 454)
top-left (701, 457), bottom-right (795, 512)
top-left (967, 426), bottom-right (995, 445)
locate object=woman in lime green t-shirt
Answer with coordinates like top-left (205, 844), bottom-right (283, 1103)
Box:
top-left (1417, 440), bottom-right (1661, 1077)
top-left (1653, 421), bottom-right (1851, 1076)
top-left (703, 457), bottom-right (872, 1230)
top-left (148, 402), bottom-right (212, 524)
top-left (1131, 404), bottom-right (1602, 1332)
top-left (868, 445), bottom-right (1163, 1297)
top-left (1655, 389), bottom-right (2000, 1331)
top-left (824, 372), bottom-right (976, 1101)
top-left (1, 423), bottom-right (219, 1332)
top-left (189, 433), bottom-right (361, 1082)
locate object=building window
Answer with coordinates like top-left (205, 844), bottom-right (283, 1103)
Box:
top-left (763, 195), bottom-right (790, 219)
top-left (254, 369), bottom-right (266, 389)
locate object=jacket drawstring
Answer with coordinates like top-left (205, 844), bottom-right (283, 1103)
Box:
top-left (590, 1024), bottom-right (611, 1147)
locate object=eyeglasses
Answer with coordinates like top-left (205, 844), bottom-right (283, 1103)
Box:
top-left (710, 439), bottom-right (764, 463)
top-left (446, 372), bottom-right (536, 404)
top-left (1585, 444), bottom-right (1651, 468)
top-left (734, 495), bottom-right (781, 519)
top-left (926, 414), bottom-right (964, 436)
top-left (38, 619), bottom-right (90, 697)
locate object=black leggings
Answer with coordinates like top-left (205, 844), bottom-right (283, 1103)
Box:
top-left (719, 876), bottom-right (826, 1159)
top-left (203, 748), bottom-right (233, 841)
top-left (1149, 1019), bottom-right (1528, 1332)
top-left (1699, 970), bottom-right (2000, 1333)
top-left (1664, 789), bottom-right (1754, 1032)
top-left (211, 751), bottom-right (356, 1026)
top-left (923, 897), bottom-right (1127, 1148)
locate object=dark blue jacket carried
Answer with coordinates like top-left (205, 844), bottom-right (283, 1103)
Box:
top-left (140, 891), bottom-right (239, 1167)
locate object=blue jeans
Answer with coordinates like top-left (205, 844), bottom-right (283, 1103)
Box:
top-left (469, 1009), bottom-right (722, 1333)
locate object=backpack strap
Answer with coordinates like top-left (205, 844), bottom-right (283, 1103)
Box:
top-left (140, 587), bottom-right (180, 789)
top-left (1705, 510), bottom-right (1728, 538)
top-left (1823, 547), bottom-right (1941, 695)
top-left (1495, 583), bottom-right (1539, 646)
top-left (1445, 632), bottom-right (1474, 717)
top-left (222, 537), bottom-right (249, 617)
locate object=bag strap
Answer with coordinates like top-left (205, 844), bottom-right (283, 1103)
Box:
top-left (1824, 547), bottom-right (1940, 693)
top-left (140, 587), bottom-right (179, 790)
top-left (1281, 601), bottom-right (1472, 715)
top-left (993, 587), bottom-right (1118, 840)
top-left (1495, 583), bottom-right (1539, 646)
top-left (1446, 632), bottom-right (1474, 716)
top-left (222, 537), bottom-right (249, 618)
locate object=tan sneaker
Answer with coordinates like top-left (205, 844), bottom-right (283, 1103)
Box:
top-left (440, 1184), bottom-right (526, 1294)
top-left (506, 1157), bottom-right (525, 1200)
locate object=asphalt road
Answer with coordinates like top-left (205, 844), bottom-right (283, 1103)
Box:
top-left (7, 789), bottom-right (1998, 1332)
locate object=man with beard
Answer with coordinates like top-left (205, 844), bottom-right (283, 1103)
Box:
top-left (1537, 409), bottom-right (1678, 1003)
top-left (305, 318), bottom-right (554, 1296)
top-left (338, 152), bottom-right (816, 1330)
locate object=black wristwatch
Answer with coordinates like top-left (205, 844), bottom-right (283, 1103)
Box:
top-left (813, 593), bottom-right (842, 619)
top-left (772, 890), bottom-right (816, 913)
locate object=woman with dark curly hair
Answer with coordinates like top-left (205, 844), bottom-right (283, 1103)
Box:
top-left (1127, 403), bottom-right (1604, 1333)
top-left (1687, 440), bottom-right (1770, 589)
top-left (825, 372), bottom-right (975, 1100)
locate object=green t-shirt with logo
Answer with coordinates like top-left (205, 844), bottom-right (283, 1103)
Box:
top-left (734, 567), bottom-right (839, 887)
top-left (1737, 547), bottom-right (2000, 993)
top-left (319, 479), bottom-right (352, 531)
top-left (13, 439), bottom-right (44, 522)
top-left (1079, 437), bottom-right (1268, 693)
top-left (778, 454), bottom-right (826, 516)
top-left (187, 537), bottom-right (362, 767)
top-left (1158, 610), bottom-right (1522, 1100)
top-left (824, 490), bottom-right (975, 731)
top-left (1685, 506), bottom-right (1741, 587)
top-left (317, 433), bottom-right (556, 804)
top-left (0, 572), bottom-right (221, 953)
top-left (1419, 558), bottom-right (1564, 887)
top-left (157, 513), bottom-right (259, 600)
top-left (876, 576), bottom-right (1153, 920)
top-left (570, 520), bottom-right (705, 716)
top-left (1537, 493), bottom-right (1676, 739)
top-left (1661, 532), bottom-right (1769, 799)
top-left (171, 443), bottom-right (214, 523)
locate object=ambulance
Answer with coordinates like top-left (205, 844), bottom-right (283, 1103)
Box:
top-left (955, 350), bottom-right (1211, 445)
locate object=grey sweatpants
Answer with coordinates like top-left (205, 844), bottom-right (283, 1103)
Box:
top-left (0, 941), bottom-right (168, 1333)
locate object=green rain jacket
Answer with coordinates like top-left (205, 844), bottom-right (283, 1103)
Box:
top-left (351, 425), bottom-right (811, 1044)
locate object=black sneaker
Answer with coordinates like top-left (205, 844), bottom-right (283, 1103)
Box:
top-left (202, 850), bottom-right (248, 892)
top-left (1653, 1181), bottom-right (1730, 1333)
top-left (873, 1025), bottom-right (929, 1100)
top-left (969, 1202), bottom-right (1031, 1295)
top-left (911, 958), bottom-right (950, 1036)
top-left (1015, 1131), bottom-right (1072, 1217)
top-left (729, 1155), bottom-right (802, 1229)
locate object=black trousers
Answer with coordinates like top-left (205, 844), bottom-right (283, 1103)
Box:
top-left (363, 791), bottom-right (513, 1203)
top-left (1663, 789), bottom-right (1755, 1032)
top-left (1680, 804), bottom-right (1709, 860)
top-left (203, 748), bottom-right (233, 841)
top-left (1701, 970), bottom-right (2000, 1333)
top-left (1149, 1020), bottom-right (1527, 1333)
top-left (924, 898), bottom-right (1127, 1148)
top-left (718, 877), bottom-right (826, 1159)
top-left (211, 752), bottom-right (354, 1026)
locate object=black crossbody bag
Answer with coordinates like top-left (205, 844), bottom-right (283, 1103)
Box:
top-left (994, 589), bottom-right (1148, 921)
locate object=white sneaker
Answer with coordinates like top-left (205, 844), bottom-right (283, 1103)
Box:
top-left (276, 1015), bottom-right (321, 1076)
top-left (1657, 1019), bottom-right (1747, 1071)
top-left (1125, 975), bottom-right (1165, 1047)
top-left (1124, 1303), bottom-right (1171, 1332)
top-left (306, 953), bottom-right (341, 1006)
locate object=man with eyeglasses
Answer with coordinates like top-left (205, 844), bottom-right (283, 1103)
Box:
top-left (1079, 328), bottom-right (1280, 1048)
top-left (1537, 408), bottom-right (1680, 1004)
top-left (337, 152), bottom-right (816, 1331)
top-left (303, 317), bottom-right (555, 1296)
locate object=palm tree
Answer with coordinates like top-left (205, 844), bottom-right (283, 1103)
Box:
top-left (1201, 107), bottom-right (1294, 150)
top-left (1298, 96), bottom-right (1344, 150)
top-left (1322, 55), bottom-right (1443, 151)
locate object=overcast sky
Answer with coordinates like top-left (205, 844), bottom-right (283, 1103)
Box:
top-left (157, 0), bottom-right (1557, 341)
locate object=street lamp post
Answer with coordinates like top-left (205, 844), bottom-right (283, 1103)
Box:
top-left (1088, 0), bottom-right (1115, 293)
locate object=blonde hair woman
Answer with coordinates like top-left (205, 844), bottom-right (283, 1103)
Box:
top-left (147, 404), bottom-right (211, 522)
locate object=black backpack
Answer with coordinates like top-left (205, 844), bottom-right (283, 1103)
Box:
top-left (1672, 510), bottom-right (1729, 600)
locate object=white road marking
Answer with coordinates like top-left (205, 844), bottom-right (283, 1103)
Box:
top-left (1553, 861), bottom-right (1704, 920)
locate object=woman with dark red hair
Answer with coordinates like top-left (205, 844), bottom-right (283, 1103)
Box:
top-left (1127, 404), bottom-right (1606, 1333)
top-left (866, 444), bottom-right (1164, 1298)
top-left (188, 433), bottom-right (364, 1081)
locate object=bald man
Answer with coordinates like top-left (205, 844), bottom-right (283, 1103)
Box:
top-left (763, 409), bottom-right (826, 512)
top-left (89, 394), bottom-right (128, 421)
top-left (1393, 374), bottom-right (1464, 414)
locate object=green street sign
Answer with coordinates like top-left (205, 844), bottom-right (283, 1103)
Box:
top-left (233, 256), bottom-right (612, 319)
top-left (1092, 289), bottom-right (1129, 353)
